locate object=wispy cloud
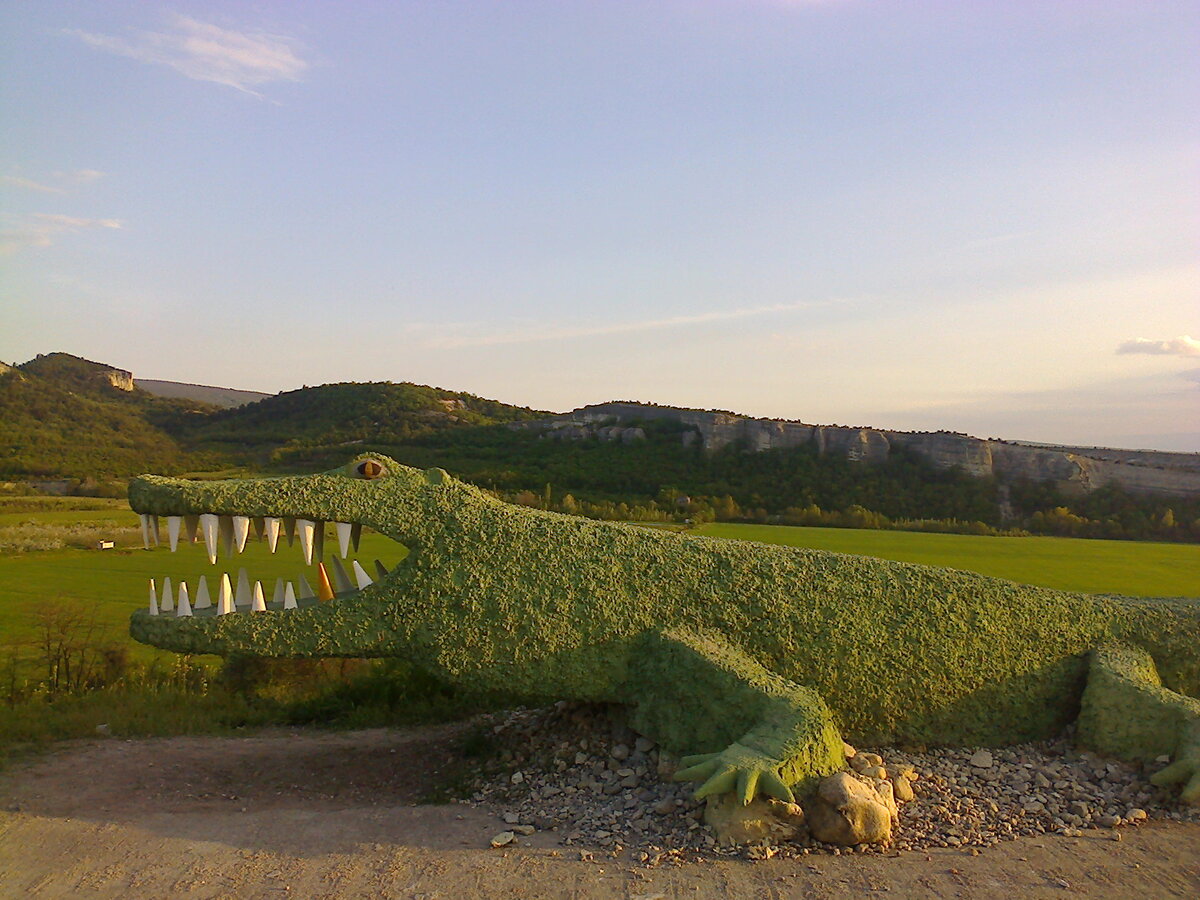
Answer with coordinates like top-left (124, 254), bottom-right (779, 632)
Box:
top-left (1, 175), bottom-right (64, 194)
top-left (1116, 335), bottom-right (1200, 358)
top-left (68, 15), bottom-right (308, 96)
top-left (1, 169), bottom-right (106, 194)
top-left (63, 169), bottom-right (106, 184)
top-left (422, 300), bottom-right (833, 349)
top-left (0, 213), bottom-right (123, 254)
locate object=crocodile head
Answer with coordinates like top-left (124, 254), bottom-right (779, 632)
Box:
top-left (128, 453), bottom-right (456, 658)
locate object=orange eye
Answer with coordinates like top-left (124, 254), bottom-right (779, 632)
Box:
top-left (355, 459), bottom-right (385, 479)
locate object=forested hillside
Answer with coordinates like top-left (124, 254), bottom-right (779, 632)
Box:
top-left (0, 354), bottom-right (217, 480)
top-left (0, 353), bottom-right (543, 480)
top-left (2, 352), bottom-right (1196, 540)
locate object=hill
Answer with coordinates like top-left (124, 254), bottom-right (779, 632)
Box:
top-left (136, 379), bottom-right (271, 409)
top-left (0, 354), bottom-right (215, 481)
top-left (3, 351), bottom-right (1196, 541)
top-left (0, 353), bottom-right (543, 480)
top-left (18, 352), bottom-right (136, 393)
top-left (173, 380), bottom-right (546, 469)
top-left (518, 402), bottom-right (1200, 499)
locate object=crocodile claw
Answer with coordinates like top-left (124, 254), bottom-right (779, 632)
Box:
top-left (673, 743), bottom-right (795, 805)
top-left (1151, 754), bottom-right (1200, 805)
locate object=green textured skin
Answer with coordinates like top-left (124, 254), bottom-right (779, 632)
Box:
top-left (1078, 645), bottom-right (1200, 802)
top-left (127, 454), bottom-right (1200, 804)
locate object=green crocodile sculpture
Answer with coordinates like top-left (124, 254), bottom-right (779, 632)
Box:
top-left (128, 454), bottom-right (1200, 806)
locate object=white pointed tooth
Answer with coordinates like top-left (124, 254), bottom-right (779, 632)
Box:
top-left (284, 517), bottom-right (297, 547)
top-left (194, 575), bottom-right (212, 609)
top-left (264, 517), bottom-right (281, 553)
top-left (251, 581), bottom-right (266, 612)
top-left (161, 576), bottom-right (174, 612)
top-left (283, 582), bottom-right (297, 609)
top-left (200, 514), bottom-right (219, 564)
top-left (232, 516), bottom-right (250, 553)
top-left (235, 568), bottom-right (251, 607)
top-left (184, 514), bottom-right (200, 543)
top-left (297, 519), bottom-right (315, 565)
top-left (217, 573), bottom-right (234, 615)
top-left (272, 578), bottom-right (285, 606)
top-left (176, 582), bottom-right (192, 617)
top-left (351, 560), bottom-right (373, 590)
top-left (148, 578), bottom-right (159, 615)
top-left (167, 516), bottom-right (182, 552)
top-left (219, 516), bottom-right (235, 558)
top-left (374, 559), bottom-right (389, 581)
top-left (149, 515), bottom-right (161, 546)
top-left (335, 522), bottom-right (353, 558)
top-left (296, 573), bottom-right (315, 601)
top-left (139, 514), bottom-right (151, 550)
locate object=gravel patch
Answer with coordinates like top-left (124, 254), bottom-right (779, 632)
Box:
top-left (462, 702), bottom-right (1200, 861)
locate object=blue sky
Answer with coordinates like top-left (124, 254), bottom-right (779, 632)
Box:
top-left (2, 1), bottom-right (1197, 450)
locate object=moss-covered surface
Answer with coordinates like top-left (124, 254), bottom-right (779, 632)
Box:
top-left (1078, 644), bottom-right (1200, 802)
top-left (128, 454), bottom-right (1200, 803)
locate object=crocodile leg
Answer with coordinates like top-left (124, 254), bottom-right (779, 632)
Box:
top-left (1077, 644), bottom-right (1200, 804)
top-left (624, 627), bottom-right (845, 804)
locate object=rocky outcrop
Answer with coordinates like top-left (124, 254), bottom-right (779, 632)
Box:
top-left (514, 402), bottom-right (1200, 499)
top-left (104, 368), bottom-right (134, 391)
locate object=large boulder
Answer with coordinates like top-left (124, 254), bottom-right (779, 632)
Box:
top-left (804, 772), bottom-right (892, 845)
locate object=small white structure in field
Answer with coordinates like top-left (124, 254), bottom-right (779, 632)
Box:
top-left (96, 540), bottom-right (115, 550)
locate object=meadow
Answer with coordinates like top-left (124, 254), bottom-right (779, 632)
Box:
top-left (693, 523), bottom-right (1200, 597)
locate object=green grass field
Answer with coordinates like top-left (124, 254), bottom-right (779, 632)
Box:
top-left (693, 523), bottom-right (1200, 597)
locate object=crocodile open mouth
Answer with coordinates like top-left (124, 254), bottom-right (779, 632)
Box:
top-left (136, 512), bottom-right (397, 618)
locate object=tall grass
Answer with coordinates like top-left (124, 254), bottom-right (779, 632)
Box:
top-left (0, 496), bottom-right (130, 513)
top-left (0, 519), bottom-right (140, 553)
top-left (0, 598), bottom-right (524, 770)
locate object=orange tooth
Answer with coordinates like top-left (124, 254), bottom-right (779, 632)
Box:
top-left (315, 563), bottom-right (335, 602)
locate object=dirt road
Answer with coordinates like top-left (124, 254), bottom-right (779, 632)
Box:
top-left (1, 727), bottom-right (1197, 899)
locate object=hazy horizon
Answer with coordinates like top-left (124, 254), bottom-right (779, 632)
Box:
top-left (3, 1), bottom-right (1197, 451)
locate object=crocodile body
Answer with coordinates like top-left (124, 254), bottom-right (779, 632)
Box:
top-left (128, 454), bottom-right (1200, 805)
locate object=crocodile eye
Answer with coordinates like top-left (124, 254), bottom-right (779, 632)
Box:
top-left (355, 458), bottom-right (385, 479)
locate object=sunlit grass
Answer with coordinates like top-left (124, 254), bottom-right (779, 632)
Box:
top-left (694, 522), bottom-right (1200, 597)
